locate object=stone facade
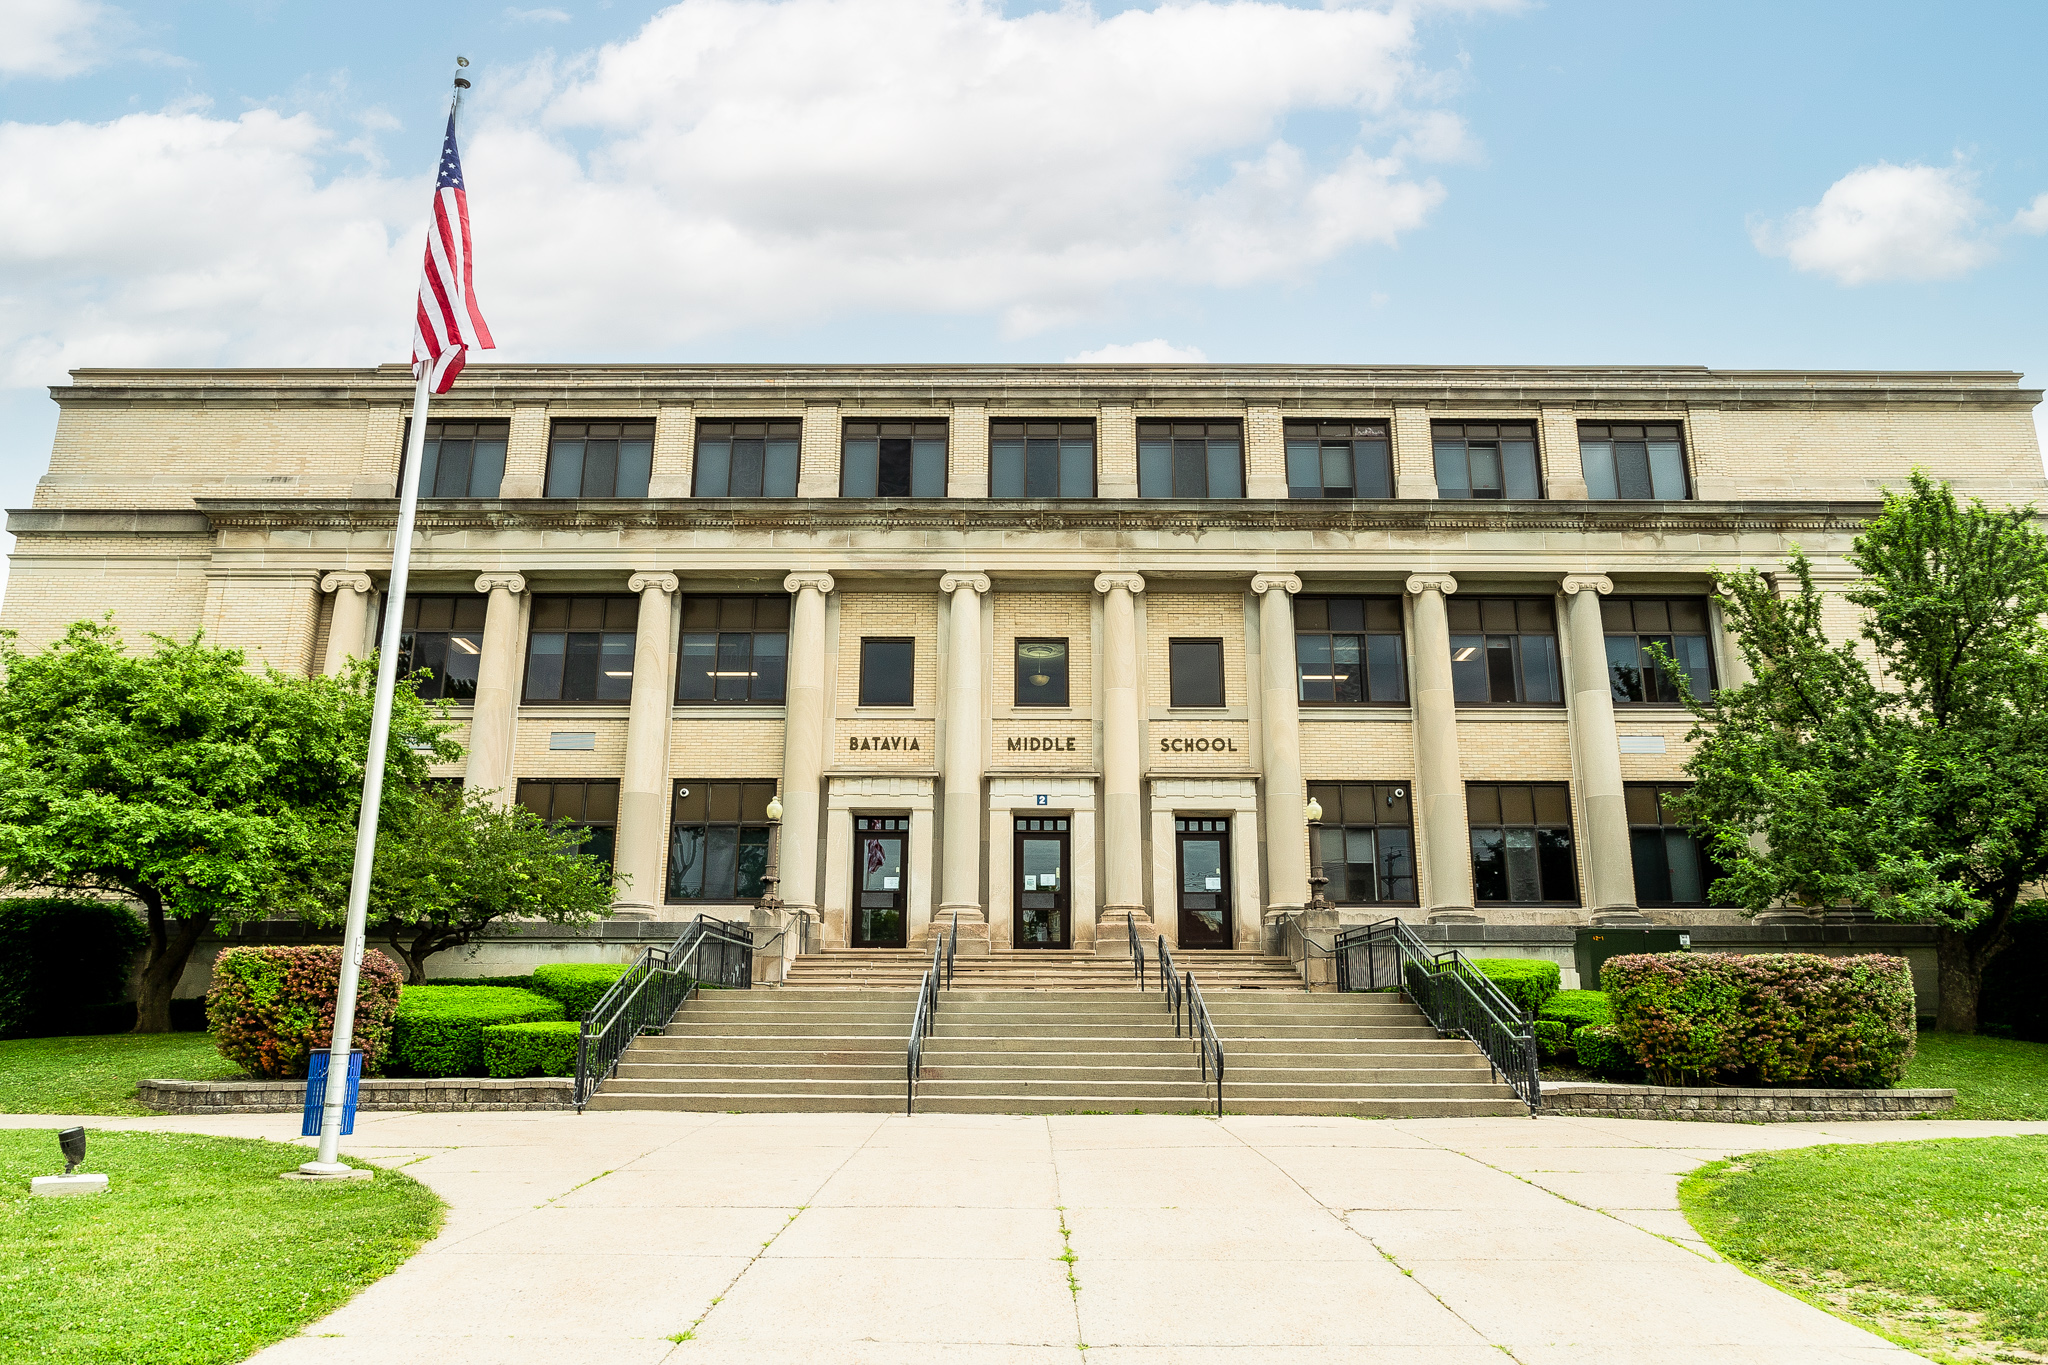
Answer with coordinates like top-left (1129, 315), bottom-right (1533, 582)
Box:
top-left (7, 364), bottom-right (2042, 978)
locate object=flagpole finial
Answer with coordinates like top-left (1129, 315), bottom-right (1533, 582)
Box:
top-left (454, 55), bottom-right (471, 91)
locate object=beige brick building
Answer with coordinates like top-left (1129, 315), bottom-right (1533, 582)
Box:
top-left (6, 363), bottom-right (2042, 994)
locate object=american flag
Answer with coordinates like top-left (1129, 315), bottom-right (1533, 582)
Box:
top-left (411, 111), bottom-right (494, 394)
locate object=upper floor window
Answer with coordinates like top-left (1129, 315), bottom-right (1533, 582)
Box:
top-left (517, 779), bottom-right (619, 876)
top-left (394, 594), bottom-right (486, 701)
top-left (1433, 422), bottom-right (1540, 500)
top-left (1169, 639), bottom-right (1226, 707)
top-left (991, 420), bottom-right (1095, 498)
top-left (1627, 783), bottom-right (1727, 907)
top-left (859, 638), bottom-right (916, 707)
top-left (1286, 421), bottom-right (1392, 499)
top-left (1014, 639), bottom-right (1070, 707)
top-left (667, 779), bottom-right (778, 903)
top-left (1295, 596), bottom-right (1406, 704)
top-left (843, 420), bottom-right (947, 498)
top-left (695, 420), bottom-right (800, 497)
top-left (1308, 781), bottom-right (1416, 904)
top-left (1580, 423), bottom-right (1689, 500)
top-left (1448, 598), bottom-right (1562, 705)
top-left (547, 420), bottom-right (653, 499)
top-left (524, 595), bottom-right (638, 703)
top-left (1468, 782), bottom-right (1577, 904)
top-left (677, 596), bottom-right (788, 704)
top-left (1604, 598), bottom-right (1714, 705)
top-left (414, 420), bottom-right (507, 498)
top-left (1139, 421), bottom-right (1243, 499)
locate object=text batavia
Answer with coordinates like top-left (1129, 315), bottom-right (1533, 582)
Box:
top-left (848, 735), bottom-right (920, 751)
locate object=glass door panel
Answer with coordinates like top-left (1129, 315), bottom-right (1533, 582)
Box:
top-left (854, 817), bottom-right (908, 948)
top-left (1014, 817), bottom-right (1070, 948)
top-left (1175, 817), bottom-right (1232, 948)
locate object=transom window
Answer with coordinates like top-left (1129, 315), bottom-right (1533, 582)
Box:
top-left (1285, 421), bottom-right (1392, 499)
top-left (516, 779), bottom-right (619, 876)
top-left (677, 596), bottom-right (789, 704)
top-left (1448, 598), bottom-right (1562, 705)
top-left (1138, 421), bottom-right (1244, 499)
top-left (667, 780), bottom-right (778, 902)
top-left (1295, 596), bottom-right (1406, 705)
top-left (991, 420), bottom-right (1095, 498)
top-left (524, 596), bottom-right (638, 703)
top-left (1580, 423), bottom-right (1689, 501)
top-left (1468, 783), bottom-right (1577, 904)
top-left (1014, 638), bottom-right (1070, 707)
top-left (1168, 639), bottom-right (1225, 708)
top-left (546, 420), bottom-right (654, 499)
top-left (859, 638), bottom-right (916, 707)
top-left (1627, 783), bottom-right (1728, 908)
top-left (1433, 422), bottom-right (1540, 500)
top-left (1308, 782), bottom-right (1416, 904)
top-left (393, 595), bottom-right (486, 701)
top-left (694, 420), bottom-right (800, 497)
top-left (843, 420), bottom-right (947, 498)
top-left (1604, 598), bottom-right (1714, 705)
top-left (413, 420), bottom-right (507, 498)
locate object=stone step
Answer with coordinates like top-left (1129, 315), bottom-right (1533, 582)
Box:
top-left (585, 1092), bottom-right (1527, 1117)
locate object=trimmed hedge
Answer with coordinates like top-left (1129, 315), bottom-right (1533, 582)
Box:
top-left (1470, 958), bottom-right (1560, 1017)
top-left (483, 1020), bottom-right (581, 1078)
top-left (1533, 1019), bottom-right (1569, 1062)
top-left (1571, 1025), bottom-right (1634, 1078)
top-left (1603, 952), bottom-right (1916, 1089)
top-left (425, 975), bottom-right (538, 991)
top-left (391, 986), bottom-right (563, 1077)
top-left (0, 898), bottom-right (146, 1039)
top-left (531, 963), bottom-right (631, 1020)
top-left (1539, 989), bottom-right (1613, 1035)
top-left (208, 946), bottom-right (403, 1078)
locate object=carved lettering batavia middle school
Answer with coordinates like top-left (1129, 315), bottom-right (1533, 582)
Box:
top-left (849, 736), bottom-right (921, 751)
top-left (1006, 737), bottom-right (1078, 752)
top-left (1160, 737), bottom-right (1240, 753)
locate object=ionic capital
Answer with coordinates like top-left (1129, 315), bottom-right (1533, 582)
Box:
top-left (1093, 572), bottom-right (1147, 596)
top-left (1250, 572), bottom-right (1302, 596)
top-left (783, 571), bottom-right (836, 596)
top-left (475, 572), bottom-right (528, 596)
top-left (628, 571), bottom-right (679, 596)
top-left (1404, 573), bottom-right (1458, 597)
top-left (320, 571), bottom-right (373, 596)
top-left (1561, 574), bottom-right (1614, 597)
top-left (939, 571), bottom-right (991, 596)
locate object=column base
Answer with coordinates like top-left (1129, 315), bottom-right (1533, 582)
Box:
top-left (606, 901), bottom-right (659, 922)
top-left (930, 905), bottom-right (992, 955)
top-left (1589, 904), bottom-right (1651, 927)
top-left (1755, 907), bottom-right (1819, 927)
top-left (1426, 905), bottom-right (1483, 925)
top-left (1094, 906), bottom-right (1157, 956)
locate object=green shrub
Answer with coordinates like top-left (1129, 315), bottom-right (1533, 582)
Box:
top-left (482, 1020), bottom-right (582, 1078)
top-left (207, 947), bottom-right (403, 1077)
top-left (1571, 1025), bottom-right (1635, 1078)
top-left (1469, 957), bottom-right (1560, 1017)
top-left (1603, 953), bottom-right (1745, 1083)
top-left (391, 986), bottom-right (563, 1077)
top-left (1540, 989), bottom-right (1613, 1035)
top-left (1533, 1019), bottom-right (1569, 1062)
top-left (530, 963), bottom-right (630, 1020)
top-left (425, 975), bottom-right (538, 991)
top-left (0, 898), bottom-right (146, 1038)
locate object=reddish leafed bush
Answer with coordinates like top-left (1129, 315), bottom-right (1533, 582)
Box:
top-left (206, 946), bottom-right (403, 1078)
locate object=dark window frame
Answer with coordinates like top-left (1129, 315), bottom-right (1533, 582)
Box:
top-left (693, 419), bottom-right (801, 498)
top-left (1013, 637), bottom-right (1071, 708)
top-left (1467, 782), bottom-right (1579, 905)
top-left (1627, 782), bottom-right (1730, 907)
top-left (990, 419), bottom-right (1096, 499)
top-left (841, 419), bottom-right (949, 498)
top-left (401, 419), bottom-right (509, 499)
top-left (516, 778), bottom-right (620, 877)
top-left (1294, 595), bottom-right (1408, 706)
top-left (1448, 597), bottom-right (1564, 706)
top-left (1284, 421), bottom-right (1393, 499)
top-left (1168, 638), bottom-right (1227, 708)
top-left (1307, 781), bottom-right (1418, 905)
top-left (858, 637), bottom-right (917, 708)
top-left (1579, 422), bottom-right (1692, 501)
top-left (665, 779), bottom-right (780, 904)
top-left (522, 594), bottom-right (640, 705)
top-left (1603, 597), bottom-right (1716, 706)
top-left (1432, 421), bottom-right (1542, 500)
top-left (676, 595), bottom-right (790, 705)
top-left (1137, 420), bottom-right (1246, 500)
top-left (383, 593), bottom-right (488, 702)
top-left (545, 419), bottom-right (654, 499)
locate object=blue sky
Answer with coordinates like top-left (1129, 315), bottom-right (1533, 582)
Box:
top-left (1, 0), bottom-right (2044, 590)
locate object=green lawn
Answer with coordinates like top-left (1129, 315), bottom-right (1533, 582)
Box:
top-left (0, 1128), bottom-right (440, 1364)
top-left (0, 1034), bottom-right (244, 1115)
top-left (1682, 1137), bottom-right (2048, 1365)
top-left (1904, 1031), bottom-right (2048, 1119)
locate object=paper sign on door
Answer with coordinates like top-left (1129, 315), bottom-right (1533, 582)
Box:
top-left (883, 876), bottom-right (899, 890)
top-left (1023, 875), bottom-right (1038, 890)
top-left (1205, 876), bottom-right (1222, 891)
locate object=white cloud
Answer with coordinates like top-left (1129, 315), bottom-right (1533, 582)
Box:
top-left (504, 6), bottom-right (571, 21)
top-left (1, 0), bottom-right (113, 78)
top-left (1066, 340), bottom-right (1208, 363)
top-left (2014, 192), bottom-right (2048, 236)
top-left (1754, 162), bottom-right (1999, 285)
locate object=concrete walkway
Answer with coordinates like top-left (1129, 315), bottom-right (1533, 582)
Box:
top-left (11, 1110), bottom-right (2047, 1363)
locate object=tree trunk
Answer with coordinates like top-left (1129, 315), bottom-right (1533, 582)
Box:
top-left (132, 897), bottom-right (210, 1033)
top-left (1932, 905), bottom-right (2018, 1035)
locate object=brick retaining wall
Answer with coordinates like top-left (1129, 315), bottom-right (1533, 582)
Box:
top-left (1541, 1082), bottom-right (1954, 1122)
top-left (137, 1077), bottom-right (574, 1114)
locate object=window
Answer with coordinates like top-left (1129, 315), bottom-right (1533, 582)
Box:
top-left (410, 420), bottom-right (507, 498)
top-left (524, 596), bottom-right (639, 703)
top-left (1433, 422), bottom-right (1540, 499)
top-left (1295, 596), bottom-right (1406, 704)
top-left (1448, 598), bottom-right (1562, 705)
top-left (1627, 783), bottom-right (1727, 907)
top-left (677, 596), bottom-right (789, 704)
top-left (1468, 783), bottom-right (1578, 904)
top-left (991, 420), bottom-right (1094, 498)
top-left (517, 779), bottom-right (619, 876)
top-left (1138, 421), bottom-right (1244, 499)
top-left (1308, 782), bottom-right (1416, 903)
top-left (667, 780), bottom-right (778, 902)
top-left (1285, 421), bottom-right (1392, 499)
top-left (842, 420), bottom-right (947, 498)
top-left (393, 595), bottom-right (486, 701)
top-left (1014, 638), bottom-right (1069, 707)
top-left (1580, 423), bottom-right (1689, 501)
top-left (1169, 639), bottom-right (1225, 707)
top-left (1604, 598), bottom-right (1714, 705)
top-left (694, 419), bottom-right (800, 497)
top-left (859, 638), bottom-right (915, 707)
top-left (546, 420), bottom-right (653, 499)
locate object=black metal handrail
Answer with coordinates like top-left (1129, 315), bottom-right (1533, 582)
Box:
top-left (1157, 935), bottom-right (1179, 1017)
top-left (1335, 917), bottom-right (1540, 1110)
top-left (906, 931), bottom-right (944, 1114)
top-left (575, 915), bottom-right (754, 1110)
top-left (1272, 911), bottom-right (1332, 993)
top-left (1184, 972), bottom-right (1224, 1118)
top-left (1127, 911), bottom-right (1146, 988)
top-left (946, 911), bottom-right (958, 989)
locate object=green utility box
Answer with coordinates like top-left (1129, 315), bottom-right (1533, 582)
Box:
top-left (1575, 927), bottom-right (1691, 990)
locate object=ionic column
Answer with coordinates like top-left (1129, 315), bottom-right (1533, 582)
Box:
top-left (1562, 574), bottom-right (1643, 925)
top-left (1095, 572), bottom-right (1151, 949)
top-left (779, 572), bottom-right (836, 924)
top-left (319, 572), bottom-right (374, 677)
top-left (613, 571), bottom-right (678, 916)
top-left (463, 572), bottom-right (527, 805)
top-left (1405, 574), bottom-right (1475, 922)
top-left (1252, 573), bottom-right (1306, 922)
top-left (939, 571), bottom-right (992, 951)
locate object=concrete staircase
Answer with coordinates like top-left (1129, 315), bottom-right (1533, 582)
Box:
top-left (780, 948), bottom-right (1304, 990)
top-left (585, 986), bottom-right (1527, 1117)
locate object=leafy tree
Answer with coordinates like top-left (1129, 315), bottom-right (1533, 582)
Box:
top-left (0, 623), bottom-right (454, 1031)
top-left (1671, 473), bottom-right (2048, 1032)
top-left (331, 784), bottom-right (617, 984)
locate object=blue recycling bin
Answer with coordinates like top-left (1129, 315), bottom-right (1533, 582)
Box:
top-left (301, 1049), bottom-right (364, 1137)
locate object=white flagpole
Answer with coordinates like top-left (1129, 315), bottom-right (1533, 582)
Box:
top-left (301, 69), bottom-right (466, 1177)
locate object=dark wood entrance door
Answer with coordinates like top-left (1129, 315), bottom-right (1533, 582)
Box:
top-left (1176, 817), bottom-right (1232, 948)
top-left (853, 817), bottom-right (908, 948)
top-left (1013, 817), bottom-right (1071, 949)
